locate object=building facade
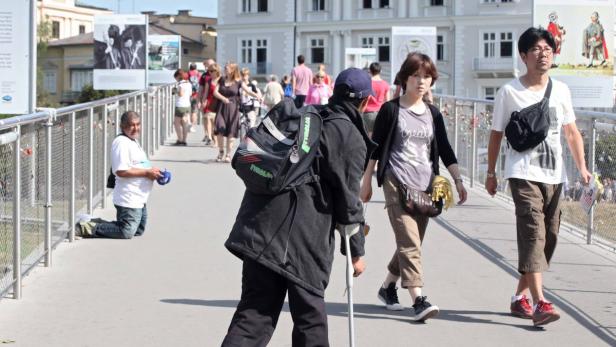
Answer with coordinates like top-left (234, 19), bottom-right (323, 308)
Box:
top-left (37, 0), bottom-right (112, 41)
top-left (216, 0), bottom-right (533, 98)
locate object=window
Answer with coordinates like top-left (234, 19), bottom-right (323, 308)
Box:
top-left (483, 87), bottom-right (500, 100)
top-left (71, 70), bottom-right (93, 92)
top-left (312, 0), bottom-right (325, 11)
top-left (241, 39), bottom-right (253, 64)
top-left (482, 32), bottom-right (496, 58)
top-left (437, 35), bottom-right (445, 61)
top-left (430, 0), bottom-right (444, 5)
top-left (241, 0), bottom-right (268, 13)
top-left (500, 32), bottom-right (513, 57)
top-left (311, 38), bottom-right (325, 64)
top-left (51, 21), bottom-right (60, 39)
top-left (377, 37), bottom-right (390, 62)
top-left (257, 0), bottom-right (268, 12)
top-left (43, 71), bottom-right (57, 94)
top-left (79, 25), bottom-right (85, 35)
top-left (482, 31), bottom-right (513, 58)
top-left (363, 0), bottom-right (389, 8)
top-left (362, 36), bottom-right (389, 62)
top-left (183, 48), bottom-right (189, 54)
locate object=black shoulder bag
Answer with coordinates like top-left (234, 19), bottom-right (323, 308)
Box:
top-left (106, 134), bottom-right (132, 189)
top-left (505, 78), bottom-right (552, 152)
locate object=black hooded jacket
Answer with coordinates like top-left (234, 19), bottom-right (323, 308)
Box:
top-left (225, 98), bottom-right (374, 297)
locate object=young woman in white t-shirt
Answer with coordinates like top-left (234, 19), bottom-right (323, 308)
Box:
top-left (173, 69), bottom-right (193, 146)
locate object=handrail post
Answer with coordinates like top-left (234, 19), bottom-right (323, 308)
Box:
top-left (470, 102), bottom-right (477, 188)
top-left (69, 112), bottom-right (76, 242)
top-left (588, 119), bottom-right (597, 245)
top-left (87, 108), bottom-right (94, 215)
top-left (13, 125), bottom-right (22, 299)
top-left (453, 100), bottom-right (459, 157)
top-left (44, 114), bottom-right (53, 267)
top-left (102, 104), bottom-right (108, 209)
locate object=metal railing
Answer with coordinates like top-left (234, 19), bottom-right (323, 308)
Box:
top-left (0, 84), bottom-right (175, 299)
top-left (434, 94), bottom-right (616, 251)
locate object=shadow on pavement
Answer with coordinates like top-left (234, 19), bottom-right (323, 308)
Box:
top-left (434, 217), bottom-right (616, 346)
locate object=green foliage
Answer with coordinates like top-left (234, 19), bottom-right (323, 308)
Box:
top-left (77, 84), bottom-right (124, 103)
top-left (36, 18), bottom-right (58, 108)
top-left (596, 133), bottom-right (616, 179)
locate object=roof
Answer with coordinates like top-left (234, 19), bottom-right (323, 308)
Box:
top-left (74, 1), bottom-right (110, 11)
top-left (49, 32), bottom-right (93, 46)
top-left (48, 26), bottom-right (202, 47)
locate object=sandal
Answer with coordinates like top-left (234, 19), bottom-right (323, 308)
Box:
top-left (216, 150), bottom-right (224, 162)
top-left (224, 155), bottom-right (232, 163)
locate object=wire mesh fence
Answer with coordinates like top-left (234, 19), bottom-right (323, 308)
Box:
top-left (436, 95), bottom-right (616, 248)
top-left (0, 85), bottom-right (173, 299)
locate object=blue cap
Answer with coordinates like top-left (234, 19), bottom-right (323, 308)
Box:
top-left (334, 68), bottom-right (374, 99)
top-left (157, 170), bottom-right (171, 185)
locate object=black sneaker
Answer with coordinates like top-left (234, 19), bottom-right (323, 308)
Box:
top-left (412, 296), bottom-right (439, 321)
top-left (377, 283), bottom-right (404, 311)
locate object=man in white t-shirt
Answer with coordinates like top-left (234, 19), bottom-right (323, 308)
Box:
top-left (77, 111), bottom-right (162, 239)
top-left (485, 27), bottom-right (591, 327)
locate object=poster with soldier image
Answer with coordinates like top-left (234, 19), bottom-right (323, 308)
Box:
top-left (148, 35), bottom-right (181, 84)
top-left (533, 0), bottom-right (614, 108)
top-left (390, 27), bottom-right (437, 85)
top-left (93, 14), bottom-right (147, 90)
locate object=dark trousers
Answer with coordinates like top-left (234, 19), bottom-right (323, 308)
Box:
top-left (294, 95), bottom-right (306, 109)
top-left (221, 259), bottom-right (329, 347)
top-left (94, 204), bottom-right (147, 239)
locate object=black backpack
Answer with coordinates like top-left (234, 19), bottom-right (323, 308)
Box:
top-left (505, 78), bottom-right (552, 152)
top-left (106, 133), bottom-right (133, 189)
top-left (232, 98), bottom-right (324, 195)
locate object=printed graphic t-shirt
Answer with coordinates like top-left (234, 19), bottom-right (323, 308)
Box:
top-left (387, 105), bottom-right (434, 191)
top-left (111, 135), bottom-right (153, 208)
top-left (491, 78), bottom-right (575, 184)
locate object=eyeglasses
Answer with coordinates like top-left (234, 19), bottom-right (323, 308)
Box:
top-left (528, 46), bottom-right (553, 56)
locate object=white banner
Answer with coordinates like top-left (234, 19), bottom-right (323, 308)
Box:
top-left (390, 27), bottom-right (437, 85)
top-left (93, 14), bottom-right (147, 90)
top-left (533, 0), bottom-right (614, 108)
top-left (344, 48), bottom-right (376, 70)
top-left (0, 1), bottom-right (32, 114)
top-left (148, 35), bottom-right (181, 85)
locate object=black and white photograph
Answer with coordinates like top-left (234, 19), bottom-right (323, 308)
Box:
top-left (94, 24), bottom-right (146, 70)
top-left (93, 14), bottom-right (147, 90)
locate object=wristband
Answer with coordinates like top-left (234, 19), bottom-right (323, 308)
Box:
top-left (486, 171), bottom-right (496, 178)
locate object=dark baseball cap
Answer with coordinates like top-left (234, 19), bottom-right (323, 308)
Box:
top-left (334, 68), bottom-right (374, 99)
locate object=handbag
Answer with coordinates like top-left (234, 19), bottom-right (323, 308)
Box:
top-left (505, 78), bottom-right (552, 152)
top-left (398, 182), bottom-right (443, 218)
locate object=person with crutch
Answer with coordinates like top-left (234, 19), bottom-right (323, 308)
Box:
top-left (222, 68), bottom-right (376, 346)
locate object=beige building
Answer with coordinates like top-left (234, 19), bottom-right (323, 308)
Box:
top-left (37, 0), bottom-right (112, 41)
top-left (144, 10), bottom-right (217, 69)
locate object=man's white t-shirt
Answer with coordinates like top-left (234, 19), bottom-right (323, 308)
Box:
top-left (492, 78), bottom-right (575, 184)
top-left (111, 135), bottom-right (153, 208)
top-left (176, 81), bottom-right (192, 108)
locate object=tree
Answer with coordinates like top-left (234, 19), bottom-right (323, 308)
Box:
top-left (596, 133), bottom-right (616, 179)
top-left (37, 18), bottom-right (59, 108)
top-left (77, 85), bottom-right (123, 103)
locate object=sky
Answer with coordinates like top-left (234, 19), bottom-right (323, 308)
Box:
top-left (79, 0), bottom-right (218, 18)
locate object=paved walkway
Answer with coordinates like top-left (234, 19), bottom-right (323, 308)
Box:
top-left (1, 128), bottom-right (615, 347)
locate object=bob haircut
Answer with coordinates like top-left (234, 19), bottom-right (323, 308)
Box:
top-left (517, 27), bottom-right (556, 54)
top-left (396, 52), bottom-right (438, 91)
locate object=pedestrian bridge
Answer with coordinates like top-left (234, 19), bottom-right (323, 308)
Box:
top-left (0, 90), bottom-right (615, 346)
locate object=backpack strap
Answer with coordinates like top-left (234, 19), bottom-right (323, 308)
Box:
top-left (543, 78), bottom-right (552, 99)
top-left (261, 117), bottom-right (295, 146)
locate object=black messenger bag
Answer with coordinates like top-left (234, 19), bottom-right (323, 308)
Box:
top-left (505, 78), bottom-right (552, 152)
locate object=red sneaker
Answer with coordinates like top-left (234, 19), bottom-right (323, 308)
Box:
top-left (510, 295), bottom-right (533, 319)
top-left (532, 300), bottom-right (560, 326)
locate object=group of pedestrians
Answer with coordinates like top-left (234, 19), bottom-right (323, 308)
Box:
top-left (220, 26), bottom-right (593, 346)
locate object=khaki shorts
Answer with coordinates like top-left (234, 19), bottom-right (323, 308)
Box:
top-left (509, 178), bottom-right (563, 274)
top-left (203, 111), bottom-right (216, 120)
top-left (175, 107), bottom-right (190, 117)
